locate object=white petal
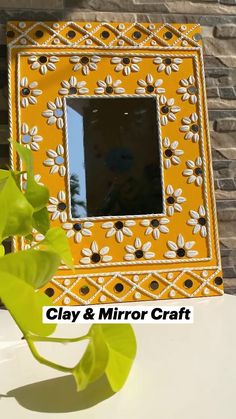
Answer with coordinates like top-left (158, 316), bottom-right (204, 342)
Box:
top-left (116, 230), bottom-right (123, 242)
top-left (80, 257), bottom-right (91, 265)
top-left (134, 238), bottom-right (141, 249)
top-left (102, 221), bottom-right (113, 229)
top-left (142, 242), bottom-right (151, 251)
top-left (91, 241), bottom-right (98, 253)
top-left (177, 234), bottom-right (184, 247)
top-left (187, 250), bottom-right (198, 258)
top-left (102, 255), bottom-right (112, 262)
top-left (144, 252), bottom-right (155, 259)
top-left (124, 254), bottom-right (135, 261)
top-left (100, 246), bottom-right (109, 255)
top-left (168, 241), bottom-right (178, 251)
top-left (106, 228), bottom-right (116, 237)
top-left (165, 251), bottom-right (176, 259)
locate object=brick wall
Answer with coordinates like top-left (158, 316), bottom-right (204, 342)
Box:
top-left (0, 0), bottom-right (235, 293)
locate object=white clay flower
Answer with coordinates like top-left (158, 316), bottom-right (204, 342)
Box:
top-left (182, 157), bottom-right (203, 186)
top-left (187, 205), bottom-right (207, 237)
top-left (58, 76), bottom-right (89, 95)
top-left (135, 74), bottom-right (165, 94)
top-left (42, 97), bottom-right (64, 129)
top-left (163, 137), bottom-right (184, 169)
top-left (165, 185), bottom-right (186, 216)
top-left (124, 238), bottom-right (155, 261)
top-left (44, 145), bottom-right (66, 176)
top-left (164, 234), bottom-right (198, 259)
top-left (140, 218), bottom-right (169, 240)
top-left (180, 112), bottom-right (200, 143)
top-left (21, 123), bottom-right (43, 151)
top-left (94, 75), bottom-right (125, 94)
top-left (111, 56), bottom-right (142, 75)
top-left (28, 55), bottom-right (59, 75)
top-left (102, 220), bottom-right (135, 243)
top-left (48, 191), bottom-right (67, 222)
top-left (80, 241), bottom-right (112, 264)
top-left (70, 55), bottom-right (101, 75)
top-left (20, 77), bottom-right (42, 108)
top-left (153, 57), bottom-right (182, 75)
top-left (159, 95), bottom-right (180, 125)
top-left (177, 75), bottom-right (197, 104)
top-left (63, 221), bottom-right (93, 244)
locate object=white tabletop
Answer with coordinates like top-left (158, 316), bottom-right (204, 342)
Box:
top-left (0, 294), bottom-right (235, 419)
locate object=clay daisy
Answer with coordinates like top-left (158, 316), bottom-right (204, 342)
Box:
top-left (63, 221), bottom-right (93, 244)
top-left (163, 137), bottom-right (184, 169)
top-left (153, 57), bottom-right (182, 75)
top-left (102, 220), bottom-right (135, 243)
top-left (94, 75), bottom-right (125, 94)
top-left (48, 191), bottom-right (68, 222)
top-left (164, 234), bottom-right (198, 259)
top-left (140, 218), bottom-right (169, 240)
top-left (165, 185), bottom-right (186, 216)
top-left (42, 97), bottom-right (64, 129)
top-left (69, 55), bottom-right (101, 75)
top-left (135, 74), bottom-right (165, 94)
top-left (180, 112), bottom-right (200, 143)
top-left (20, 77), bottom-right (42, 108)
top-left (111, 56), bottom-right (142, 75)
top-left (159, 95), bottom-right (180, 125)
top-left (21, 123), bottom-right (43, 151)
top-left (80, 241), bottom-right (112, 264)
top-left (124, 238), bottom-right (155, 261)
top-left (177, 75), bottom-right (197, 104)
top-left (58, 76), bottom-right (89, 95)
top-left (44, 145), bottom-right (66, 176)
top-left (182, 157), bottom-right (203, 186)
top-left (28, 55), bottom-right (59, 75)
top-left (187, 205), bottom-right (208, 237)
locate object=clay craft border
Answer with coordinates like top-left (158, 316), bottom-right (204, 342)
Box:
top-left (7, 21), bottom-right (223, 304)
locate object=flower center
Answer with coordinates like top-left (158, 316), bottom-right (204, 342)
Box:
top-left (73, 223), bottom-right (82, 231)
top-left (151, 219), bottom-right (159, 227)
top-left (21, 87), bottom-right (30, 96)
top-left (80, 56), bottom-right (89, 65)
top-left (161, 105), bottom-right (169, 114)
top-left (22, 134), bottom-right (31, 144)
top-left (164, 149), bottom-right (173, 158)
top-left (54, 109), bottom-right (63, 118)
top-left (91, 253), bottom-right (101, 263)
top-left (198, 217), bottom-right (206, 226)
top-left (177, 248), bottom-right (185, 257)
top-left (194, 167), bottom-right (202, 176)
top-left (135, 249), bottom-right (143, 259)
top-left (80, 285), bottom-right (90, 295)
top-left (146, 85), bottom-right (154, 93)
top-left (55, 156), bottom-right (64, 165)
top-left (69, 87), bottom-right (77, 95)
top-left (115, 221), bottom-right (124, 230)
top-left (164, 58), bottom-right (172, 65)
top-left (167, 196), bottom-right (175, 204)
top-left (150, 280), bottom-right (159, 290)
top-left (187, 86), bottom-right (197, 94)
top-left (57, 202), bottom-right (66, 211)
top-left (191, 124), bottom-right (199, 132)
top-left (106, 86), bottom-right (113, 94)
top-left (122, 57), bottom-right (130, 65)
top-left (114, 283), bottom-right (124, 293)
top-left (38, 55), bottom-right (47, 64)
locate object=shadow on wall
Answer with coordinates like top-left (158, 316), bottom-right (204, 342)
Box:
top-left (0, 374), bottom-right (115, 413)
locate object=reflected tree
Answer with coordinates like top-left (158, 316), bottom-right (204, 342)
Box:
top-left (70, 173), bottom-right (86, 218)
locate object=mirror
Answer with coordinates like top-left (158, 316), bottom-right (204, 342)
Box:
top-left (66, 97), bottom-right (163, 218)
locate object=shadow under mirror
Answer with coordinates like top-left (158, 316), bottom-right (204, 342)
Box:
top-left (66, 97), bottom-right (163, 218)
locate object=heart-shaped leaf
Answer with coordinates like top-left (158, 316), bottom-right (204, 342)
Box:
top-left (40, 227), bottom-right (73, 268)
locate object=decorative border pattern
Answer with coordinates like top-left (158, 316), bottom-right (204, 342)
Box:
top-left (7, 21), bottom-right (223, 304)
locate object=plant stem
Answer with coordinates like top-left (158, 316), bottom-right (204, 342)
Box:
top-left (26, 333), bottom-right (90, 344)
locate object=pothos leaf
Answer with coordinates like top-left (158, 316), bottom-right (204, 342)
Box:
top-left (33, 207), bottom-right (50, 235)
top-left (14, 142), bottom-right (49, 212)
top-left (0, 272), bottom-right (56, 337)
top-left (0, 248), bottom-right (61, 289)
top-left (40, 227), bottom-right (74, 268)
top-left (73, 324), bottom-right (136, 392)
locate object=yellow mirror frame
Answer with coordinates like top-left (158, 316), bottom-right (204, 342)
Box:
top-left (7, 21), bottom-right (223, 305)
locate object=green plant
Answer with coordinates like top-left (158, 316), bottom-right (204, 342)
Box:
top-left (0, 142), bottom-right (136, 393)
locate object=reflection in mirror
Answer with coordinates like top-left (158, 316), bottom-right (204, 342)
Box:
top-left (66, 97), bottom-right (163, 218)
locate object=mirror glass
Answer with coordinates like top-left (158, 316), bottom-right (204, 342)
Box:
top-left (66, 97), bottom-right (163, 218)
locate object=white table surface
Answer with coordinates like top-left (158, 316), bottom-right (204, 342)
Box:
top-left (0, 294), bottom-right (235, 419)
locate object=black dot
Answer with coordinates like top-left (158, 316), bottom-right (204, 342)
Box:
top-left (198, 217), bottom-right (206, 226)
top-left (7, 30), bottom-right (15, 38)
top-left (161, 105), bottom-right (169, 114)
top-left (188, 86), bottom-right (197, 94)
top-left (101, 30), bottom-right (110, 39)
top-left (194, 168), bottom-right (202, 176)
top-left (214, 276), bottom-right (223, 286)
top-left (69, 87), bottom-right (77, 95)
top-left (115, 221), bottom-right (124, 230)
top-left (80, 285), bottom-right (90, 295)
top-left (67, 30), bottom-right (76, 39)
top-left (73, 223), bottom-right (82, 231)
top-left (114, 283), bottom-right (124, 293)
top-left (164, 58), bottom-right (172, 65)
top-left (80, 56), bottom-right (89, 64)
top-left (106, 86), bottom-right (113, 94)
top-left (35, 30), bottom-right (44, 38)
top-left (146, 85), bottom-right (154, 93)
top-left (91, 253), bottom-right (101, 263)
top-left (21, 88), bottom-right (30, 96)
top-left (150, 280), bottom-right (159, 290)
top-left (177, 248), bottom-right (185, 257)
top-left (164, 149), bottom-right (173, 158)
top-left (135, 250), bottom-right (143, 259)
top-left (151, 219), bottom-right (159, 227)
top-left (57, 202), bottom-right (66, 211)
top-left (191, 124), bottom-right (199, 133)
top-left (164, 31), bottom-right (173, 40)
top-left (167, 196), bottom-right (175, 204)
top-left (38, 55), bottom-right (47, 64)
top-left (45, 287), bottom-right (54, 297)
top-left (184, 279), bottom-right (193, 289)
top-left (193, 33), bottom-right (202, 42)
top-left (122, 57), bottom-right (130, 64)
top-left (133, 31), bottom-right (141, 39)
